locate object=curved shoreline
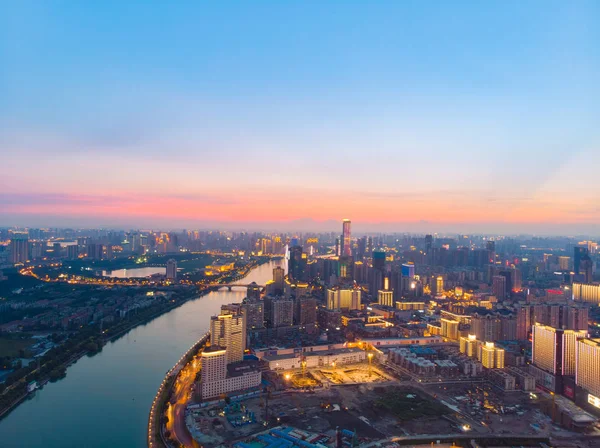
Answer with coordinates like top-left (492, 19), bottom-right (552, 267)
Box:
top-left (148, 332), bottom-right (210, 448)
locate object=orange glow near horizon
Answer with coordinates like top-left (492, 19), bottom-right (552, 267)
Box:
top-left (3, 188), bottom-right (600, 229)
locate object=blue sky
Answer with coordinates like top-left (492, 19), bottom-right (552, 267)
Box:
top-left (1, 1), bottom-right (599, 233)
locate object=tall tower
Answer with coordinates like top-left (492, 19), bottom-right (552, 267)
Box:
top-left (10, 233), bottom-right (29, 264)
top-left (341, 219), bottom-right (352, 257)
top-left (210, 312), bottom-right (246, 364)
top-left (166, 259), bottom-right (177, 280)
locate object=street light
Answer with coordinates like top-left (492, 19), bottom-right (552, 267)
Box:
top-left (367, 352), bottom-right (373, 377)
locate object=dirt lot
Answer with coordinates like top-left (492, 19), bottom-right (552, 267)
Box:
top-left (190, 383), bottom-right (465, 446)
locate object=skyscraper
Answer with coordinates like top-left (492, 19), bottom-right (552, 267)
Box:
top-left (341, 219), bottom-right (352, 257)
top-left (210, 312), bottom-right (246, 364)
top-left (576, 338), bottom-right (600, 404)
top-left (243, 300), bottom-right (264, 329)
top-left (272, 267), bottom-right (285, 293)
top-left (10, 233), bottom-right (29, 264)
top-left (288, 245), bottom-right (307, 282)
top-left (532, 324), bottom-right (587, 376)
top-left (166, 259), bottom-right (177, 280)
top-left (246, 282), bottom-right (261, 300)
top-left (326, 287), bottom-right (361, 311)
top-left (492, 275), bottom-right (507, 300)
top-left (377, 290), bottom-right (394, 307)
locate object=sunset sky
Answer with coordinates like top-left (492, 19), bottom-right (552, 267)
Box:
top-left (2, 1), bottom-right (599, 233)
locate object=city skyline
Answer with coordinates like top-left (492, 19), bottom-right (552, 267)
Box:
top-left (2, 2), bottom-right (600, 232)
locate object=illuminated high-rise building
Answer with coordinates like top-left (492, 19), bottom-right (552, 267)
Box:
top-left (532, 324), bottom-right (587, 376)
top-left (378, 290), bottom-right (394, 307)
top-left (327, 287), bottom-right (361, 311)
top-left (480, 342), bottom-right (505, 369)
top-left (10, 233), bottom-right (29, 264)
top-left (441, 318), bottom-right (459, 340)
top-left (572, 283), bottom-right (600, 305)
top-left (576, 338), bottom-right (600, 404)
top-left (210, 312), bottom-right (246, 364)
top-left (166, 259), bottom-right (177, 280)
top-left (459, 334), bottom-right (478, 357)
top-left (341, 219), bottom-right (352, 257)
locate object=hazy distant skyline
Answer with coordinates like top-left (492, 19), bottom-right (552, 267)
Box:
top-left (2, 2), bottom-right (599, 233)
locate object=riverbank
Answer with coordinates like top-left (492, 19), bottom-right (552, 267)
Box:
top-left (0, 257), bottom-right (272, 421)
top-left (0, 258), bottom-right (286, 448)
top-left (148, 333), bottom-right (210, 448)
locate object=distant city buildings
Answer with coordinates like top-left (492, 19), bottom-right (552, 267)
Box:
top-left (10, 233), bottom-right (29, 264)
top-left (166, 259), bottom-right (177, 280)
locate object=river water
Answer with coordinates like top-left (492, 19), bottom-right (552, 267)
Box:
top-left (102, 267), bottom-right (167, 278)
top-left (0, 259), bottom-right (284, 448)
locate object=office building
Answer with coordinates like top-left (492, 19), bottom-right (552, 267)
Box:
top-left (471, 313), bottom-right (516, 342)
top-left (559, 256), bottom-right (570, 271)
top-left (579, 254), bottom-right (594, 283)
top-left (480, 342), bottom-right (505, 369)
top-left (341, 219), bottom-right (352, 257)
top-left (434, 276), bottom-right (444, 295)
top-left (242, 300), bottom-right (264, 329)
top-left (459, 334), bottom-right (478, 357)
top-left (486, 240), bottom-right (496, 264)
top-left (378, 289), bottom-right (394, 307)
top-left (246, 282), bottom-right (261, 300)
top-left (572, 283), bottom-right (600, 305)
top-left (441, 318), bottom-right (459, 340)
top-left (272, 298), bottom-right (294, 327)
top-left (492, 275), bottom-right (507, 300)
top-left (67, 244), bottom-right (79, 260)
top-left (272, 267), bottom-right (285, 294)
top-left (288, 245), bottom-right (307, 282)
top-left (532, 324), bottom-right (587, 376)
top-left (166, 259), bottom-right (177, 280)
top-left (295, 296), bottom-right (317, 326)
top-left (200, 346), bottom-right (261, 400)
top-left (516, 305), bottom-right (531, 340)
top-left (576, 339), bottom-right (600, 404)
top-left (210, 312), bottom-right (246, 364)
top-left (372, 250), bottom-right (386, 271)
top-left (326, 287), bottom-right (361, 311)
top-left (401, 263), bottom-right (415, 278)
top-left (574, 247), bottom-right (588, 276)
top-left (10, 233), bottom-right (29, 264)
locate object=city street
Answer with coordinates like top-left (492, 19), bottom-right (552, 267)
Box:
top-left (166, 356), bottom-right (202, 448)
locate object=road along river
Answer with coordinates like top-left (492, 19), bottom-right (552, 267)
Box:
top-left (0, 259), bottom-right (284, 448)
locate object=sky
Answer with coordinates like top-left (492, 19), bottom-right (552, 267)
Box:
top-left (1, 1), bottom-right (599, 234)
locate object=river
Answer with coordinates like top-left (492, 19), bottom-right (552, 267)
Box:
top-left (0, 259), bottom-right (285, 448)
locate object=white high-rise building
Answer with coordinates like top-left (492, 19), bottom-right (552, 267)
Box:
top-left (532, 324), bottom-right (587, 375)
top-left (200, 345), bottom-right (261, 400)
top-left (210, 312), bottom-right (246, 364)
top-left (576, 338), bottom-right (600, 407)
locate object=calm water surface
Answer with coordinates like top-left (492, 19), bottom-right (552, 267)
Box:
top-left (102, 267), bottom-right (166, 278)
top-left (0, 259), bottom-right (284, 448)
